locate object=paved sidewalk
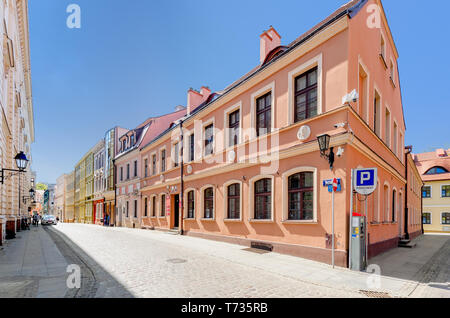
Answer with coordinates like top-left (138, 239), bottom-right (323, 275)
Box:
top-left (51, 224), bottom-right (449, 298)
top-left (0, 225), bottom-right (69, 298)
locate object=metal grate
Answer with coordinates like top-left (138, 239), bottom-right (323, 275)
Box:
top-left (166, 258), bottom-right (187, 264)
top-left (359, 290), bottom-right (392, 298)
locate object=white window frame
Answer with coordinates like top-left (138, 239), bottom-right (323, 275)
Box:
top-left (223, 180), bottom-right (243, 221)
top-left (249, 175), bottom-right (275, 222)
top-left (184, 188), bottom-right (196, 219)
top-left (423, 212), bottom-right (432, 225)
top-left (200, 185), bottom-right (215, 220)
top-left (383, 182), bottom-right (390, 223)
top-left (384, 103), bottom-right (391, 148)
top-left (423, 185), bottom-right (432, 199)
top-left (150, 194), bottom-right (157, 218)
top-left (202, 117), bottom-right (216, 159)
top-left (440, 212), bottom-right (450, 225)
top-left (223, 101), bottom-right (242, 149)
top-left (159, 193), bottom-right (167, 218)
top-left (441, 185), bottom-right (450, 198)
top-left (184, 128), bottom-right (195, 163)
top-left (358, 57), bottom-right (370, 123)
top-left (392, 187), bottom-right (397, 223)
top-left (150, 151), bottom-right (157, 176)
top-left (160, 146), bottom-right (167, 173)
top-left (373, 85), bottom-right (382, 137)
top-left (393, 119), bottom-right (398, 157)
top-left (281, 167), bottom-right (318, 223)
top-left (142, 196), bottom-right (148, 218)
top-left (250, 81), bottom-right (275, 140)
top-left (288, 54), bottom-right (323, 125)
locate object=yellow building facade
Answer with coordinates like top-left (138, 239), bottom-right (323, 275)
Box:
top-left (414, 149), bottom-right (450, 233)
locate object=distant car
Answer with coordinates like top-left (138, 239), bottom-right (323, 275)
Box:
top-left (41, 215), bottom-right (57, 225)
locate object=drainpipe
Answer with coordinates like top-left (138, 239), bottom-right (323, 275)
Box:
top-left (404, 145), bottom-right (412, 240)
top-left (179, 121), bottom-right (184, 235)
top-left (113, 158), bottom-right (117, 227)
top-left (421, 185), bottom-right (424, 235)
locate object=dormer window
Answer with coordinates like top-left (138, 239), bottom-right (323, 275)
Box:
top-left (425, 167), bottom-right (448, 175)
top-left (122, 139), bottom-right (126, 152)
top-left (130, 135), bottom-right (135, 146)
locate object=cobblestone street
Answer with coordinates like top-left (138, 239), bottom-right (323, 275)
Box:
top-left (1, 223), bottom-right (449, 298)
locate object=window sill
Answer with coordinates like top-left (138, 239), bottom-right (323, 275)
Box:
top-left (200, 218), bottom-right (215, 222)
top-left (370, 222), bottom-right (381, 225)
top-left (184, 218), bottom-right (196, 221)
top-left (282, 220), bottom-right (317, 225)
top-left (158, 216), bottom-right (166, 219)
top-left (249, 219), bottom-right (274, 224)
top-left (389, 76), bottom-right (396, 88)
top-left (224, 218), bottom-right (242, 223)
top-left (379, 54), bottom-right (388, 69)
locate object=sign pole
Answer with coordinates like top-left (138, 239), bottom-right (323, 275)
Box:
top-left (365, 198), bottom-right (368, 268)
top-left (332, 187), bottom-right (335, 269)
top-left (349, 169), bottom-right (354, 269)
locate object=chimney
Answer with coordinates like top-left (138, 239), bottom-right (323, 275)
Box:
top-left (260, 26), bottom-right (281, 64)
top-left (187, 86), bottom-right (212, 115)
top-left (436, 148), bottom-right (447, 157)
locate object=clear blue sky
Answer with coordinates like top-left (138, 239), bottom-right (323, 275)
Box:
top-left (29, 0), bottom-right (450, 183)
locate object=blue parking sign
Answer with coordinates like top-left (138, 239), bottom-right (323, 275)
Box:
top-left (354, 168), bottom-right (377, 195)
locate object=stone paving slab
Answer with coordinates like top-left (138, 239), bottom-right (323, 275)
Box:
top-left (0, 226), bottom-right (69, 298)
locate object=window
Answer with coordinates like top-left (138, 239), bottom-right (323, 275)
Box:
top-left (380, 34), bottom-right (386, 62)
top-left (122, 140), bottom-right (126, 151)
top-left (256, 93), bottom-right (271, 137)
top-left (126, 201), bottom-right (129, 217)
top-left (393, 122), bottom-right (398, 155)
top-left (204, 124), bottom-right (214, 156)
top-left (144, 159), bottom-right (148, 178)
top-left (203, 187), bottom-right (214, 219)
top-left (127, 164), bottom-right (130, 180)
top-left (383, 184), bottom-right (389, 222)
top-left (294, 67), bottom-right (318, 122)
top-left (152, 196), bottom-right (156, 217)
top-left (228, 110), bottom-right (240, 147)
top-left (425, 167), bottom-right (448, 175)
top-left (134, 160), bottom-right (138, 177)
top-left (254, 179), bottom-right (272, 220)
top-left (288, 172), bottom-right (313, 221)
top-left (134, 200), bottom-right (137, 218)
top-left (227, 183), bottom-right (240, 219)
top-left (442, 185), bottom-right (450, 198)
top-left (442, 213), bottom-right (450, 224)
top-left (390, 60), bottom-right (395, 85)
top-left (189, 134), bottom-right (195, 162)
top-left (173, 142), bottom-right (179, 167)
top-left (152, 154), bottom-right (156, 175)
top-left (423, 212), bottom-right (431, 225)
top-left (120, 167), bottom-right (123, 182)
top-left (130, 135), bottom-right (135, 146)
top-left (423, 186), bottom-right (431, 198)
top-left (374, 90), bottom-right (381, 137)
top-left (161, 150), bottom-right (166, 172)
top-left (385, 108), bottom-right (391, 147)
top-left (144, 197), bottom-right (148, 217)
top-left (359, 64), bottom-right (368, 122)
top-left (161, 194), bottom-right (166, 217)
top-left (187, 190), bottom-right (195, 219)
top-left (392, 190), bottom-right (396, 222)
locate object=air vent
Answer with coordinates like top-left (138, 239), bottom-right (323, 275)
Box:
top-left (250, 241), bottom-right (273, 252)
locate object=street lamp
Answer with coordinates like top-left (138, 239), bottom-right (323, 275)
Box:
top-left (0, 151), bottom-right (29, 184)
top-left (317, 134), bottom-right (335, 170)
top-left (15, 151), bottom-right (29, 171)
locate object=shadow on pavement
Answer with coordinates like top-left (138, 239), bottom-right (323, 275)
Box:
top-left (368, 235), bottom-right (450, 287)
top-left (45, 226), bottom-right (134, 298)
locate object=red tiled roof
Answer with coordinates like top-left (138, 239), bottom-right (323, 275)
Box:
top-left (139, 109), bottom-right (187, 150)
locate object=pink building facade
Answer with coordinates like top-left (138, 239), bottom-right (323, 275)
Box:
top-left (133, 0), bottom-right (420, 267)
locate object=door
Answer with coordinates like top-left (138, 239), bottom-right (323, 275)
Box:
top-left (173, 194), bottom-right (180, 229)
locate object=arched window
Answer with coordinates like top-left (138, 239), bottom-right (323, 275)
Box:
top-left (254, 179), bottom-right (272, 220)
top-left (203, 187), bottom-right (214, 219)
top-left (288, 172), bottom-right (313, 220)
top-left (227, 183), bottom-right (240, 219)
top-left (144, 197), bottom-right (148, 217)
top-left (187, 190), bottom-right (195, 219)
top-left (425, 166), bottom-right (448, 175)
top-left (392, 190), bottom-right (396, 223)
